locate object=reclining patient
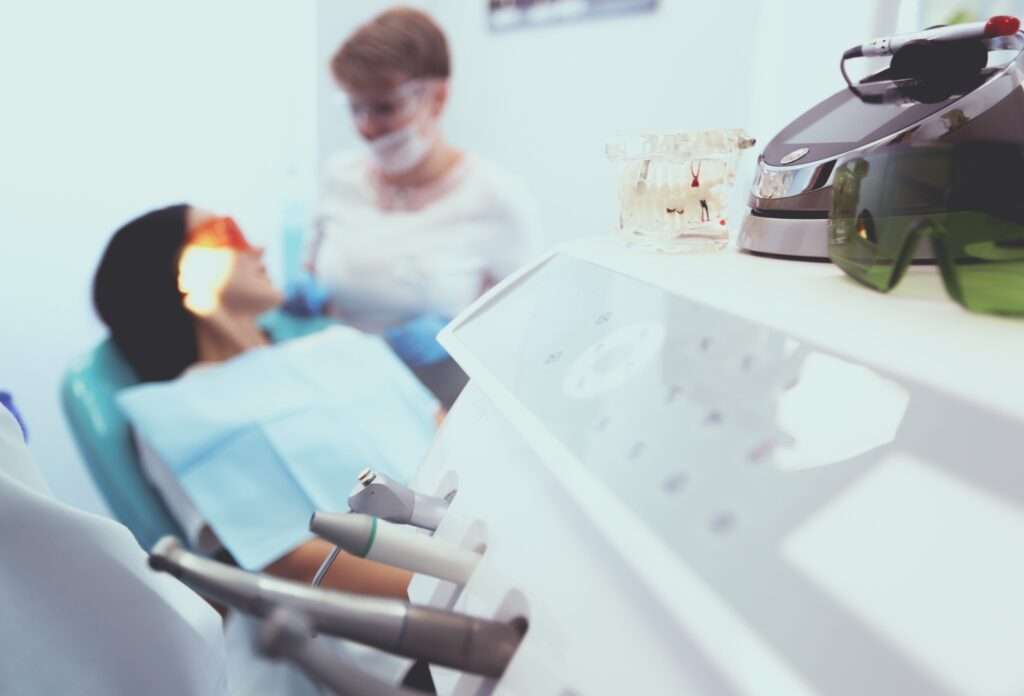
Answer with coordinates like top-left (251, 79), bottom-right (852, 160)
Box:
top-left (93, 204), bottom-right (436, 598)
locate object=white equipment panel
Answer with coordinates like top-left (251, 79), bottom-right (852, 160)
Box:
top-left (407, 239), bottom-right (1024, 696)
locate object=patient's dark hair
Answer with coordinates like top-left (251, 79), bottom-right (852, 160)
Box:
top-left (93, 204), bottom-right (197, 382)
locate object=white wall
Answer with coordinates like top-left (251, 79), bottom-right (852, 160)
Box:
top-left (0, 0), bottom-right (900, 516)
top-left (0, 2), bottom-right (318, 514)
top-left (317, 0), bottom-right (896, 247)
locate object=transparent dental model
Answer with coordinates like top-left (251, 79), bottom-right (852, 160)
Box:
top-left (606, 129), bottom-right (755, 253)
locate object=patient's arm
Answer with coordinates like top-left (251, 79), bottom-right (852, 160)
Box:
top-left (265, 538), bottom-right (412, 599)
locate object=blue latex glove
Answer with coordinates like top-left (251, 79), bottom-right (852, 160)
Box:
top-left (384, 313), bottom-right (452, 367)
top-left (282, 275), bottom-right (330, 317)
top-left (0, 391), bottom-right (28, 442)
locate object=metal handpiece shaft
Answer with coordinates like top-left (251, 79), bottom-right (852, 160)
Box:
top-left (150, 537), bottom-right (406, 644)
top-left (258, 608), bottom-right (421, 696)
top-left (149, 537), bottom-right (519, 676)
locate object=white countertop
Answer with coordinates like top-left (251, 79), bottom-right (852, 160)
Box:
top-left (430, 236), bottom-right (1024, 696)
top-left (566, 238), bottom-right (1024, 419)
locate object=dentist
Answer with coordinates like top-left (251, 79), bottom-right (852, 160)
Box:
top-left (0, 395), bottom-right (227, 695)
top-left (310, 7), bottom-right (540, 336)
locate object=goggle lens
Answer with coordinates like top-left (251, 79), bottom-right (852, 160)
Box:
top-left (187, 216), bottom-right (252, 251)
top-left (829, 143), bottom-right (1024, 315)
top-left (344, 80), bottom-right (429, 126)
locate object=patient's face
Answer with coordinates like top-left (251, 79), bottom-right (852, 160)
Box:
top-left (179, 209), bottom-right (283, 317)
top-left (220, 245), bottom-right (283, 315)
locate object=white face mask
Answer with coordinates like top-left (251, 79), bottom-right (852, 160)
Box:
top-left (368, 118), bottom-right (437, 174)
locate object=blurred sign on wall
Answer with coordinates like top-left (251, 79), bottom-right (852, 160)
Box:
top-left (488, 0), bottom-right (658, 32)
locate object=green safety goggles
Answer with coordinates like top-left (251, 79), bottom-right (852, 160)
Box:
top-left (828, 142), bottom-right (1024, 315)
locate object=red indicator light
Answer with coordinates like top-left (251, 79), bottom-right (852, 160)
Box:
top-left (985, 15), bottom-right (1020, 37)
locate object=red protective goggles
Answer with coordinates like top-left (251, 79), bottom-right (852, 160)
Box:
top-left (186, 216), bottom-right (253, 251)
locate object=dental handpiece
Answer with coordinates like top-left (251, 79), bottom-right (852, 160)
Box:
top-left (316, 471), bottom-right (451, 586)
top-left (258, 608), bottom-right (421, 696)
top-left (149, 537), bottom-right (519, 677)
top-left (310, 512), bottom-right (480, 586)
top-left (348, 468), bottom-right (450, 532)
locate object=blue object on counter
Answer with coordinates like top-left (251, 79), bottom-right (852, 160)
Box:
top-left (0, 391), bottom-right (28, 442)
top-left (384, 313), bottom-right (452, 367)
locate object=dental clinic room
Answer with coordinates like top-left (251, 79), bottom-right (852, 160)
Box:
top-left (4, 0), bottom-right (1024, 694)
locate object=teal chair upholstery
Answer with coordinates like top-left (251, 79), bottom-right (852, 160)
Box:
top-left (60, 311), bottom-right (334, 551)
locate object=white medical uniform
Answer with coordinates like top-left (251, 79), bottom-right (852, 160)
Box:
top-left (314, 151), bottom-right (541, 333)
top-left (0, 407), bottom-right (227, 695)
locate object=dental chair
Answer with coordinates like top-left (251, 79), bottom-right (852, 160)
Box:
top-left (60, 311), bottom-right (334, 550)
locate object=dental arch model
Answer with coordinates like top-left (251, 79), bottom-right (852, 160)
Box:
top-left (607, 129), bottom-right (755, 248)
top-left (621, 156), bottom-right (731, 230)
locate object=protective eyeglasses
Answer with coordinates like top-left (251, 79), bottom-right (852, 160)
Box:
top-left (343, 79), bottom-right (432, 127)
top-left (186, 216), bottom-right (253, 252)
top-left (829, 142), bottom-right (1024, 315)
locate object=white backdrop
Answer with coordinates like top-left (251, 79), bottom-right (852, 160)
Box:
top-left (0, 1), bottom-right (900, 515)
top-left (0, 2), bottom-right (317, 514)
top-left (318, 0), bottom-right (897, 246)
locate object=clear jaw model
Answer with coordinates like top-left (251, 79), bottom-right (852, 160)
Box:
top-left (607, 129), bottom-right (755, 253)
